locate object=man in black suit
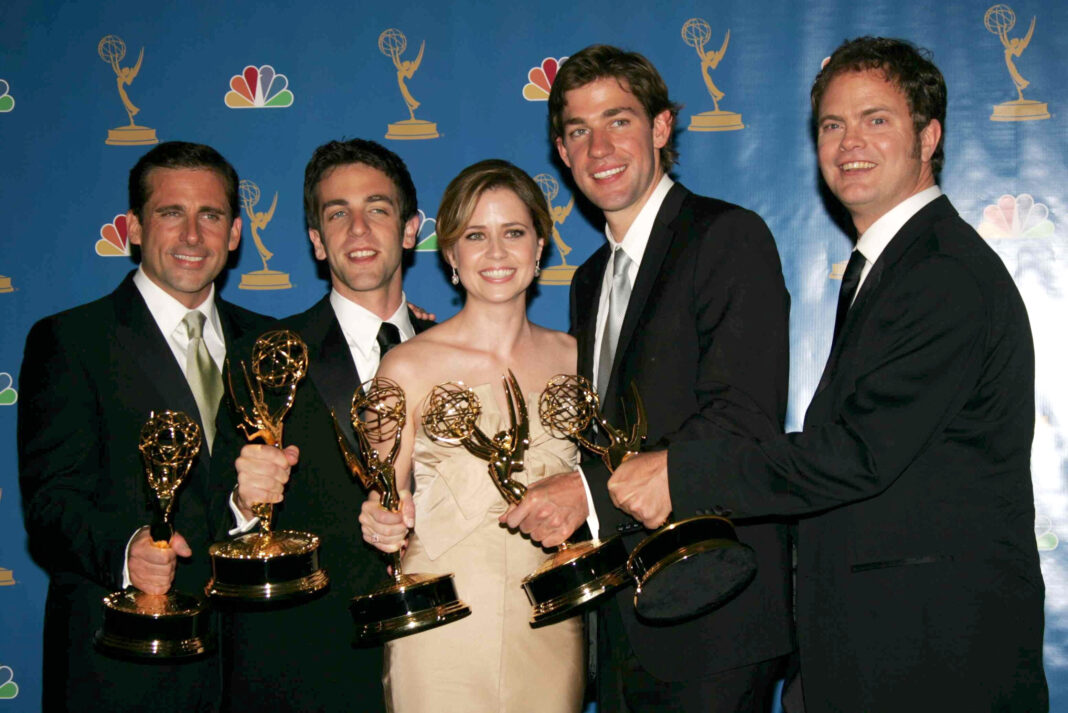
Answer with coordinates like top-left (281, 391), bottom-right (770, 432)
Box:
top-left (18, 141), bottom-right (270, 712)
top-left (504, 45), bottom-right (793, 711)
top-left (214, 139), bottom-right (433, 712)
top-left (613, 37), bottom-right (1048, 711)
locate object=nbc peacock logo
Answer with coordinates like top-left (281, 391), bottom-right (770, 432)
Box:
top-left (523, 57), bottom-right (568, 101)
top-left (978, 194), bottom-right (1055, 239)
top-left (0, 79), bottom-right (13, 112)
top-left (225, 65), bottom-right (294, 109)
top-left (414, 210), bottom-right (437, 252)
top-left (95, 214), bottom-right (131, 257)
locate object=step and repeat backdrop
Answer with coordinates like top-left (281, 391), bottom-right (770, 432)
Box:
top-left (1, 0), bottom-right (1066, 708)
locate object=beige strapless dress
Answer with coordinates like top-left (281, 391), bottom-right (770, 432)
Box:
top-left (384, 385), bottom-right (584, 713)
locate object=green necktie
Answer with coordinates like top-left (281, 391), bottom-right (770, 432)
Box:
top-left (183, 310), bottom-right (223, 451)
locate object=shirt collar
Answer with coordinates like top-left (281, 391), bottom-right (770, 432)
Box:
top-left (132, 266), bottom-right (222, 341)
top-left (855, 185), bottom-right (942, 265)
top-left (329, 289), bottom-right (414, 359)
top-left (604, 174), bottom-right (674, 266)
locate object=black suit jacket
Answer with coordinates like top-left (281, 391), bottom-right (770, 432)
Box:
top-left (570, 183), bottom-right (793, 680)
top-left (213, 296), bottom-right (434, 713)
top-left (18, 271), bottom-right (270, 713)
top-left (672, 196), bottom-right (1048, 711)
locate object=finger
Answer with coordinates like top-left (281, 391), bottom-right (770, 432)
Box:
top-left (399, 491), bottom-right (415, 529)
top-left (282, 444), bottom-right (300, 465)
top-left (170, 531), bottom-right (193, 558)
top-left (500, 499), bottom-right (531, 529)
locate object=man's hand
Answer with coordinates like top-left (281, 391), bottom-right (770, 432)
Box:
top-left (500, 471), bottom-right (588, 548)
top-left (407, 302), bottom-right (436, 322)
top-left (234, 444), bottom-right (300, 518)
top-left (359, 490), bottom-right (414, 553)
top-left (128, 528), bottom-right (191, 595)
top-left (608, 451), bottom-right (671, 529)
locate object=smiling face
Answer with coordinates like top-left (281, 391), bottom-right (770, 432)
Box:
top-left (127, 167), bottom-right (241, 309)
top-left (447, 188), bottom-right (544, 305)
top-left (816, 69), bottom-right (941, 234)
top-left (308, 162), bottom-right (418, 313)
top-left (555, 77), bottom-right (672, 239)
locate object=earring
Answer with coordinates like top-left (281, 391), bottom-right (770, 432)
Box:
top-left (451, 266), bottom-right (459, 285)
top-left (534, 258), bottom-right (541, 277)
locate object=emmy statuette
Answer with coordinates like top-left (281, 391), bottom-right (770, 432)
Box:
top-left (94, 411), bottom-right (214, 659)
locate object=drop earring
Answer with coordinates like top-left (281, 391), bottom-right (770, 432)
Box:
top-left (534, 258), bottom-right (541, 277)
top-left (451, 266), bottom-right (459, 286)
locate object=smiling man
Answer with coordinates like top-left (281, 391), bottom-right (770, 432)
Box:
top-left (612, 37), bottom-right (1048, 711)
top-left (18, 141), bottom-right (270, 712)
top-left (212, 138), bottom-right (433, 712)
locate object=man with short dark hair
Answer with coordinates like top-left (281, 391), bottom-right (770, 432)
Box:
top-left (613, 37), bottom-right (1048, 711)
top-left (507, 44), bottom-right (794, 711)
top-left (214, 138), bottom-right (432, 712)
top-left (19, 141), bottom-right (270, 712)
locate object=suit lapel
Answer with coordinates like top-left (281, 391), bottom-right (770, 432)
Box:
top-left (298, 297), bottom-right (363, 451)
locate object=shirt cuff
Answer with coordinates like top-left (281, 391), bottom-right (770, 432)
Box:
top-left (229, 491), bottom-right (260, 536)
top-left (122, 526), bottom-right (147, 589)
top-left (577, 465), bottom-right (600, 539)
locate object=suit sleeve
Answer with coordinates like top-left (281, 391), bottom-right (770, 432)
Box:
top-left (670, 253), bottom-right (990, 518)
top-left (18, 318), bottom-right (130, 589)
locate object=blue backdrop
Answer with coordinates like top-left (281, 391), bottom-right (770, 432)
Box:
top-left (2, 0), bottom-right (1066, 708)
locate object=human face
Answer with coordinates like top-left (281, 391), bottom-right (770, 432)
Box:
top-left (127, 168), bottom-right (241, 309)
top-left (447, 189), bottom-right (544, 305)
top-left (308, 163), bottom-right (418, 311)
top-left (816, 69), bottom-right (941, 234)
top-left (555, 77), bottom-right (671, 239)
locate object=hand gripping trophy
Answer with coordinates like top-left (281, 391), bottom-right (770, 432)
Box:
top-left (237, 179), bottom-right (291, 291)
top-left (422, 372), bottom-right (629, 626)
top-left (334, 377), bottom-right (471, 644)
top-left (984, 4), bottom-right (1050, 121)
top-left (378, 28), bottom-right (439, 140)
top-left (205, 329), bottom-right (329, 603)
top-left (681, 18), bottom-right (744, 132)
top-left (95, 411), bottom-right (213, 659)
top-left (540, 374), bottom-right (757, 623)
top-left (97, 34), bottom-right (158, 146)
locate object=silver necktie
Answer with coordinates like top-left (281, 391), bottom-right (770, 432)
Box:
top-left (597, 247), bottom-right (632, 399)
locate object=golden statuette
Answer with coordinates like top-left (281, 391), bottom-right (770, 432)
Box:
top-left (97, 34), bottom-right (158, 145)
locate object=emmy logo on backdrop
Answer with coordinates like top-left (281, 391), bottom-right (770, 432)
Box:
top-left (984, 5), bottom-right (1050, 121)
top-left (238, 180), bottom-right (291, 291)
top-left (534, 173), bottom-right (576, 286)
top-left (681, 19), bottom-right (744, 132)
top-left (379, 29), bottom-right (439, 140)
top-left (0, 274), bottom-right (13, 293)
top-left (97, 35), bottom-right (158, 146)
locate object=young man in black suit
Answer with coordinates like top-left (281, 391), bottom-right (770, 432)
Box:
top-left (213, 139), bottom-right (433, 712)
top-left (504, 45), bottom-right (793, 711)
top-left (18, 141), bottom-right (270, 712)
top-left (613, 37), bottom-right (1048, 711)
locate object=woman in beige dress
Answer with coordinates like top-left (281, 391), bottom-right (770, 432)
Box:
top-left (359, 160), bottom-right (584, 713)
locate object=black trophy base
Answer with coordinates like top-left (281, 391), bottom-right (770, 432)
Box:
top-left (94, 588), bottom-right (214, 660)
top-left (205, 530), bottom-right (329, 604)
top-left (628, 515), bottom-right (758, 624)
top-left (350, 572), bottom-right (471, 646)
top-left (522, 535), bottom-right (629, 627)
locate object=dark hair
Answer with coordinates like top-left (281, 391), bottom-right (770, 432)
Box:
top-left (436, 159), bottom-right (551, 257)
top-left (303, 138), bottom-right (418, 233)
top-left (128, 141), bottom-right (240, 221)
top-left (811, 36), bottom-right (946, 174)
top-left (549, 44), bottom-right (682, 171)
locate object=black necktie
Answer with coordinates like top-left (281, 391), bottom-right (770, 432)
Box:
top-left (832, 250), bottom-right (867, 347)
top-left (376, 321), bottom-right (402, 358)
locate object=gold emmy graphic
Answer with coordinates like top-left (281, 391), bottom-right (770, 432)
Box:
top-left (97, 34), bottom-right (158, 146)
top-left (0, 274), bottom-right (13, 293)
top-left (334, 377), bottom-right (471, 644)
top-left (238, 180), bottom-right (291, 291)
top-left (205, 329), bottom-right (329, 603)
top-left (94, 411), bottom-right (214, 659)
top-left (682, 18), bottom-right (745, 132)
top-left (423, 373), bottom-right (629, 626)
top-left (984, 5), bottom-right (1050, 121)
top-left (545, 374), bottom-right (757, 623)
top-left (379, 28), bottom-right (439, 140)
top-left (0, 568), bottom-right (14, 586)
top-left (535, 174), bottom-right (577, 286)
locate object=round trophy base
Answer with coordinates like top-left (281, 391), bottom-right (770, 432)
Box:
top-left (0, 275), bottom-right (13, 293)
top-left (990, 99), bottom-right (1050, 122)
top-left (94, 589), bottom-right (214, 660)
top-left (537, 264), bottom-right (578, 286)
top-left (385, 119), bottom-right (440, 140)
top-left (205, 530), bottom-right (330, 604)
top-left (350, 572), bottom-right (471, 645)
top-left (105, 125), bottom-right (159, 146)
top-left (688, 110), bottom-right (745, 132)
top-left (628, 515), bottom-right (757, 624)
top-left (239, 269), bottom-right (292, 290)
top-left (522, 535), bottom-right (630, 627)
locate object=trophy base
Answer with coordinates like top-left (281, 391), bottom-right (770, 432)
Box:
top-left (239, 269), bottom-right (292, 290)
top-left (94, 588), bottom-right (214, 660)
top-left (0, 275), bottom-right (13, 293)
top-left (106, 125), bottom-right (159, 146)
top-left (537, 264), bottom-right (577, 286)
top-left (522, 535), bottom-right (630, 627)
top-left (205, 530), bottom-right (330, 604)
top-left (688, 110), bottom-right (745, 132)
top-left (628, 515), bottom-right (757, 624)
top-left (385, 119), bottom-right (440, 140)
top-left (990, 99), bottom-right (1050, 122)
top-left (350, 572), bottom-right (471, 645)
